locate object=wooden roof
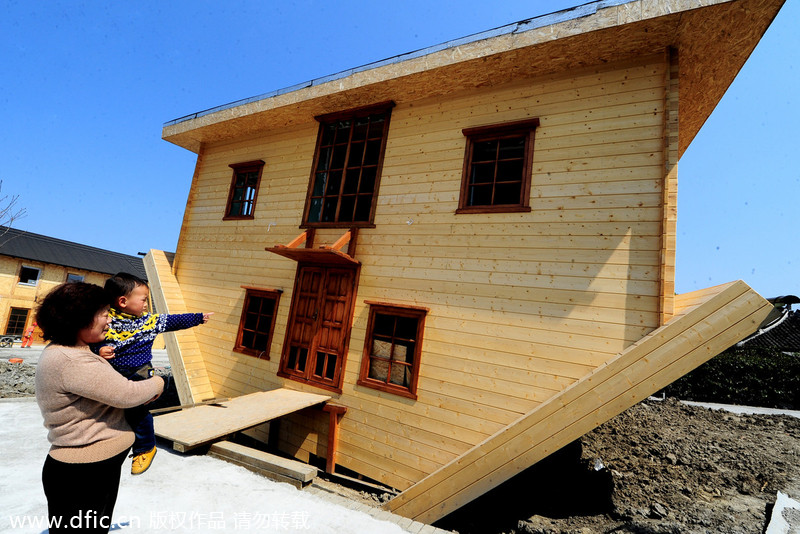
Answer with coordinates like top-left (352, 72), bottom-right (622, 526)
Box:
top-left (162, 0), bottom-right (785, 158)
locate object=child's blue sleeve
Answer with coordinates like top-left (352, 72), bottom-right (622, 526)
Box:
top-left (161, 313), bottom-right (205, 333)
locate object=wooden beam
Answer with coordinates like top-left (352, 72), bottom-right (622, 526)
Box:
top-left (384, 280), bottom-right (771, 523)
top-left (322, 403), bottom-right (348, 474)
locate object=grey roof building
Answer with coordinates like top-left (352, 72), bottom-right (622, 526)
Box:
top-left (0, 226), bottom-right (147, 280)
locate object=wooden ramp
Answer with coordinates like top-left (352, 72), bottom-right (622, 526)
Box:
top-left (154, 388), bottom-right (330, 452)
top-left (384, 280), bottom-right (772, 523)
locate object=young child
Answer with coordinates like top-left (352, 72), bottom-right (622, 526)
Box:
top-left (94, 272), bottom-right (212, 475)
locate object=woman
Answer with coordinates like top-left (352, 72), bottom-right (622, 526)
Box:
top-left (35, 282), bottom-right (164, 533)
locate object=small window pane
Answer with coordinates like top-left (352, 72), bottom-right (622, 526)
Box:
top-left (316, 148), bottom-right (332, 171)
top-left (368, 116), bottom-right (385, 138)
top-left (339, 196), bottom-right (356, 222)
top-left (494, 182), bottom-right (522, 205)
top-left (354, 196), bottom-right (372, 221)
top-left (498, 137), bottom-right (525, 159)
top-left (308, 198), bottom-right (322, 222)
top-left (322, 198), bottom-right (338, 222)
top-left (325, 171), bottom-right (342, 196)
top-left (348, 142), bottom-right (365, 166)
top-left (470, 163), bottom-right (495, 184)
top-left (19, 267), bottom-right (40, 285)
top-left (373, 313), bottom-right (395, 336)
top-left (331, 145), bottom-right (348, 169)
top-left (473, 140), bottom-right (498, 162)
top-left (497, 159), bottom-right (524, 181)
top-left (364, 140), bottom-right (382, 166)
top-left (321, 125), bottom-right (336, 145)
top-left (343, 169), bottom-right (360, 194)
top-left (395, 316), bottom-right (418, 340)
top-left (359, 167), bottom-right (376, 193)
top-left (66, 273), bottom-right (84, 283)
top-left (352, 118), bottom-right (369, 141)
top-left (469, 184), bottom-right (493, 206)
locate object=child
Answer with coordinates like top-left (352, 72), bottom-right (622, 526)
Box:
top-left (94, 272), bottom-right (212, 475)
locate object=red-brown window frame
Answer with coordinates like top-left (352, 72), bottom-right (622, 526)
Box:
top-left (233, 287), bottom-right (282, 359)
top-left (301, 101), bottom-right (394, 229)
top-left (357, 301), bottom-right (428, 400)
top-left (223, 160), bottom-right (265, 220)
top-left (456, 118), bottom-right (539, 214)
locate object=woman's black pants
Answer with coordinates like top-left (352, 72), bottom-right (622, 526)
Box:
top-left (42, 448), bottom-right (128, 533)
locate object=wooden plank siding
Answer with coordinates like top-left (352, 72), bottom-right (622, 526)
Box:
top-left (383, 281), bottom-right (772, 522)
top-left (144, 250), bottom-right (214, 404)
top-left (167, 53), bottom-right (675, 491)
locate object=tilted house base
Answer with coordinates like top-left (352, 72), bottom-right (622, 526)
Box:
top-left (143, 250), bottom-right (214, 405)
top-left (384, 280), bottom-right (771, 523)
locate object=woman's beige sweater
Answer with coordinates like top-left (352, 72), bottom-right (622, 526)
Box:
top-left (35, 344), bottom-right (164, 463)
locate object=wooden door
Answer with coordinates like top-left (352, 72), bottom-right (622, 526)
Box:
top-left (280, 265), bottom-right (356, 391)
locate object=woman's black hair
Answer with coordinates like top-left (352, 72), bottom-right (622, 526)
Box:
top-left (104, 272), bottom-right (149, 306)
top-left (35, 282), bottom-right (109, 346)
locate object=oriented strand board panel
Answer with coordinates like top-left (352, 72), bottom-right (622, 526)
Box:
top-left (384, 280), bottom-right (771, 522)
top-left (154, 388), bottom-right (330, 451)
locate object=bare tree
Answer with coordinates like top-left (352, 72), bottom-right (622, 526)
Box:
top-left (0, 180), bottom-right (26, 242)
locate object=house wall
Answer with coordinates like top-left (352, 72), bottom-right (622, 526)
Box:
top-left (0, 256), bottom-right (108, 341)
top-left (172, 53), bottom-right (672, 490)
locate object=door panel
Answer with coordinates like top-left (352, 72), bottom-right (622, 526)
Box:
top-left (281, 265), bottom-right (356, 390)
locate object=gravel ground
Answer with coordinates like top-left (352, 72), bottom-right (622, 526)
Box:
top-left (4, 347), bottom-right (799, 533)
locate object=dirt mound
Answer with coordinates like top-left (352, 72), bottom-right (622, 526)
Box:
top-left (0, 361), bottom-right (36, 397)
top-left (436, 398), bottom-right (800, 534)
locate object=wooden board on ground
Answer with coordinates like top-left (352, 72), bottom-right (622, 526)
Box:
top-left (154, 388), bottom-right (331, 452)
top-left (209, 441), bottom-right (318, 489)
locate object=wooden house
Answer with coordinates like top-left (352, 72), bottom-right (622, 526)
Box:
top-left (0, 226), bottom-right (147, 344)
top-left (151, 0), bottom-right (785, 522)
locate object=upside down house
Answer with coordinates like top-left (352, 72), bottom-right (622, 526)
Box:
top-left (149, 0), bottom-right (785, 523)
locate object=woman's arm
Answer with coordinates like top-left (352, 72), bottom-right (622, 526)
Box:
top-left (61, 351), bottom-right (164, 409)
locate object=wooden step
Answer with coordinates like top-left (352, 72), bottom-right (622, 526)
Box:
top-left (209, 441), bottom-right (318, 489)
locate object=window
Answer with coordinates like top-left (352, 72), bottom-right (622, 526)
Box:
top-left (18, 266), bottom-right (40, 285)
top-left (357, 302), bottom-right (427, 399)
top-left (224, 160), bottom-right (264, 219)
top-left (303, 102), bottom-right (394, 226)
top-left (66, 273), bottom-right (84, 283)
top-left (5, 308), bottom-right (29, 336)
top-left (234, 288), bottom-right (281, 359)
top-left (457, 118), bottom-right (539, 214)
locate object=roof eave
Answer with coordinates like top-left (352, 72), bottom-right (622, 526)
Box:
top-left (162, 0), bottom-right (785, 158)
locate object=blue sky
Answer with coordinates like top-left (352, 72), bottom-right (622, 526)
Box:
top-left (2, 0), bottom-right (797, 298)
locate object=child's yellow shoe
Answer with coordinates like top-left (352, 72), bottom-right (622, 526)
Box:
top-left (131, 446), bottom-right (157, 475)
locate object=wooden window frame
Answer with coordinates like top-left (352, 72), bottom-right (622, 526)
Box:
top-left (233, 287), bottom-right (282, 359)
top-left (357, 301), bottom-right (428, 400)
top-left (223, 160), bottom-right (265, 220)
top-left (5, 307), bottom-right (29, 336)
top-left (456, 118), bottom-right (539, 214)
top-left (301, 101), bottom-right (394, 229)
